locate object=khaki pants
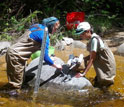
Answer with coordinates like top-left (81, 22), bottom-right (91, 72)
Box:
top-left (6, 30), bottom-right (41, 89)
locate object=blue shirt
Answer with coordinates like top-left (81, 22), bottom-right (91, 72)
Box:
top-left (29, 24), bottom-right (54, 65)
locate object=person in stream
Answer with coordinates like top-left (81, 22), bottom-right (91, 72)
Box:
top-left (75, 22), bottom-right (116, 88)
top-left (5, 17), bottom-right (62, 94)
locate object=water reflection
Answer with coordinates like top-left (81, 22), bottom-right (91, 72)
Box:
top-left (35, 87), bottom-right (122, 107)
top-left (0, 86), bottom-right (122, 107)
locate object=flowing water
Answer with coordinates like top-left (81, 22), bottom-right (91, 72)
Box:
top-left (0, 46), bottom-right (124, 107)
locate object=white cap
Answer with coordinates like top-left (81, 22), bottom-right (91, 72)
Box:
top-left (76, 22), bottom-right (91, 35)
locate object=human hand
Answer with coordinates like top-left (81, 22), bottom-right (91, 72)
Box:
top-left (75, 72), bottom-right (86, 78)
top-left (55, 64), bottom-right (62, 70)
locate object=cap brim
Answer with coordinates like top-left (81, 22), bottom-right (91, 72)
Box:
top-left (75, 29), bottom-right (85, 35)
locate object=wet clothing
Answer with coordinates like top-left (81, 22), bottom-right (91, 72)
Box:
top-left (6, 24), bottom-right (54, 89)
top-left (87, 33), bottom-right (116, 87)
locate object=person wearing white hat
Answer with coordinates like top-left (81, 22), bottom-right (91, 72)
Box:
top-left (75, 22), bottom-right (116, 88)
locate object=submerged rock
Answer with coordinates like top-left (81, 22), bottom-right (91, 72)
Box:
top-left (25, 56), bottom-right (92, 91)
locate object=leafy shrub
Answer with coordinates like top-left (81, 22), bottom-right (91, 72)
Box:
top-left (0, 10), bottom-right (42, 41)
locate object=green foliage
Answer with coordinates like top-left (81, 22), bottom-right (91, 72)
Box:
top-left (50, 26), bottom-right (80, 45)
top-left (50, 31), bottom-right (64, 46)
top-left (64, 29), bottom-right (79, 40)
top-left (12, 10), bottom-right (42, 32)
top-left (86, 15), bottom-right (112, 35)
top-left (0, 0), bottom-right (124, 41)
top-left (0, 10), bottom-right (42, 41)
top-left (50, 34), bottom-right (58, 45)
top-left (0, 33), bottom-right (12, 41)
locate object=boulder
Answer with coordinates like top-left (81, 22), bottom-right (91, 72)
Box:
top-left (0, 41), bottom-right (11, 56)
top-left (117, 43), bottom-right (124, 55)
top-left (71, 40), bottom-right (86, 49)
top-left (25, 56), bottom-right (92, 90)
top-left (55, 40), bottom-right (65, 50)
top-left (62, 37), bottom-right (74, 45)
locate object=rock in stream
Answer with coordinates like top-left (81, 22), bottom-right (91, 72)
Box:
top-left (25, 56), bottom-right (92, 91)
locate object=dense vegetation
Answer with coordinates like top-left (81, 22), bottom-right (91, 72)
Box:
top-left (0, 0), bottom-right (124, 41)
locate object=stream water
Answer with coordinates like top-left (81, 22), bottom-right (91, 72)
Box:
top-left (0, 46), bottom-right (124, 107)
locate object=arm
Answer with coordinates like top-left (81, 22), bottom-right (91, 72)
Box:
top-left (84, 55), bottom-right (90, 67)
top-left (52, 64), bottom-right (62, 69)
top-left (82, 51), bottom-right (96, 76)
top-left (81, 37), bottom-right (98, 76)
top-left (44, 36), bottom-right (62, 70)
top-left (76, 51), bottom-right (96, 78)
top-left (44, 48), bottom-right (62, 70)
top-left (44, 47), bottom-right (54, 65)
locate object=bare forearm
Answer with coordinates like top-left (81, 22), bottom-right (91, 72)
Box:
top-left (84, 55), bottom-right (90, 61)
top-left (83, 59), bottom-right (93, 75)
top-left (52, 64), bottom-right (62, 70)
top-left (84, 55), bottom-right (90, 67)
top-left (77, 51), bottom-right (96, 77)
